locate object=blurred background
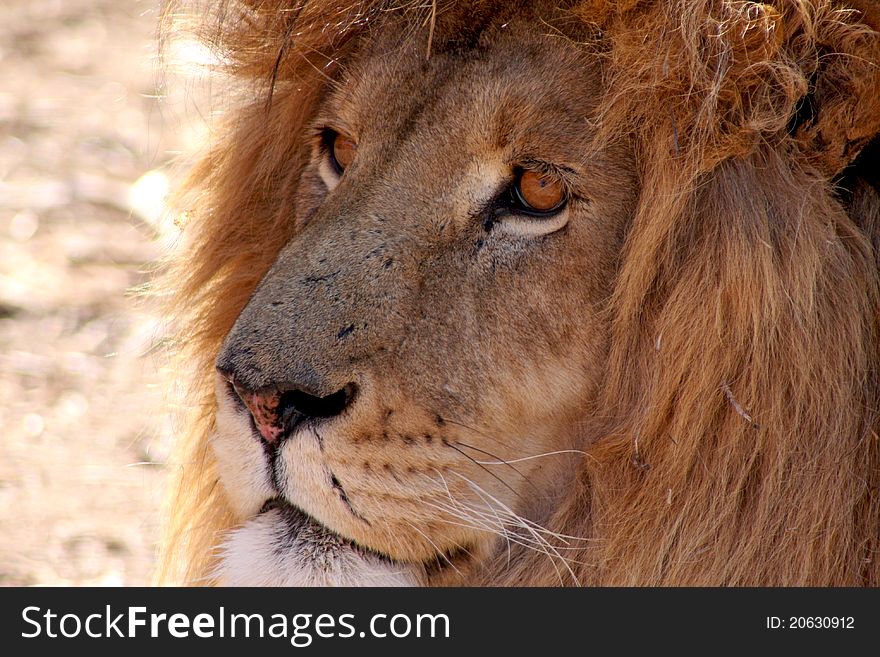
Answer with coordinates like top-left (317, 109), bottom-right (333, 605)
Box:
top-left (0, 0), bottom-right (206, 584)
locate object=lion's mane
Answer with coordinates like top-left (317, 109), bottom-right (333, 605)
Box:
top-left (157, 0), bottom-right (880, 585)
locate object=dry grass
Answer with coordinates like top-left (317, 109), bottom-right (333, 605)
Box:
top-left (0, 0), bottom-right (202, 585)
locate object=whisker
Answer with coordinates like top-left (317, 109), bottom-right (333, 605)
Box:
top-left (435, 492), bottom-right (512, 553)
top-left (441, 439), bottom-right (525, 502)
top-left (424, 470), bottom-right (546, 561)
top-left (424, 498), bottom-right (588, 553)
top-left (452, 440), bottom-right (541, 495)
top-left (441, 415), bottom-right (510, 442)
top-left (457, 478), bottom-right (556, 551)
top-left (402, 520), bottom-right (464, 578)
top-left (422, 471), bottom-right (594, 579)
top-left (429, 465), bottom-right (592, 546)
top-left (509, 515), bottom-right (595, 545)
top-left (422, 498), bottom-right (558, 557)
top-left (425, 469), bottom-right (590, 548)
top-left (473, 448), bottom-right (597, 465)
top-left (449, 470), bottom-right (581, 585)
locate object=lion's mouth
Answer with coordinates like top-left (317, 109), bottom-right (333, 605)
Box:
top-left (255, 496), bottom-right (473, 582)
top-left (257, 496), bottom-right (398, 564)
top-left (215, 495), bottom-right (422, 586)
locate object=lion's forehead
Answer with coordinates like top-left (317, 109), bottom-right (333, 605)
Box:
top-left (327, 20), bottom-right (603, 164)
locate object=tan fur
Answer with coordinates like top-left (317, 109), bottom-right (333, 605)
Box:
top-left (157, 0), bottom-right (880, 586)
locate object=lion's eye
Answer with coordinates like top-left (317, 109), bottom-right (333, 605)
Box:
top-left (319, 129), bottom-right (358, 190)
top-left (330, 133), bottom-right (357, 173)
top-left (493, 167), bottom-right (570, 237)
top-left (323, 129), bottom-right (357, 174)
top-left (512, 170), bottom-right (566, 215)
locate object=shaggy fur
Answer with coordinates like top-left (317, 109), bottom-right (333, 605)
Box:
top-left (157, 0), bottom-right (880, 586)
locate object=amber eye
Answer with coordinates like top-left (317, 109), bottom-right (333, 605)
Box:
top-left (327, 131), bottom-right (357, 174)
top-left (512, 169), bottom-right (566, 215)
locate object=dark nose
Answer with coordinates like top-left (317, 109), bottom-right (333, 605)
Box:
top-left (220, 370), bottom-right (357, 444)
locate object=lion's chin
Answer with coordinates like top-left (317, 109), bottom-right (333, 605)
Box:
top-left (214, 500), bottom-right (423, 587)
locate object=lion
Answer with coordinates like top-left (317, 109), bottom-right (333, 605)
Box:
top-left (156, 0), bottom-right (880, 586)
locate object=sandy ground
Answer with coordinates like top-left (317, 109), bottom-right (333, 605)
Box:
top-left (0, 0), bottom-right (204, 585)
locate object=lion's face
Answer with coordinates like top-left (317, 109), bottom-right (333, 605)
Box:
top-left (161, 0), bottom-right (880, 588)
top-left (212, 16), bottom-right (634, 583)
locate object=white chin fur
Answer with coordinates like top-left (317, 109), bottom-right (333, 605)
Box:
top-left (215, 508), bottom-right (422, 587)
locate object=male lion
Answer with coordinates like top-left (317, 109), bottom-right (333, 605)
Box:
top-left (158, 0), bottom-right (880, 586)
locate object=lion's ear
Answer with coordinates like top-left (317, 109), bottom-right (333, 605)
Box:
top-left (789, 1), bottom-right (880, 178)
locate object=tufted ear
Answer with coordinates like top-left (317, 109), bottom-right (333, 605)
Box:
top-left (789, 0), bottom-right (880, 178)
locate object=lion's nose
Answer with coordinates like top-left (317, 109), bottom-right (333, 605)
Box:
top-left (220, 370), bottom-right (357, 444)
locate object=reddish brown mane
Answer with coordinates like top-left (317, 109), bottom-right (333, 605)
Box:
top-left (157, 0), bottom-right (880, 585)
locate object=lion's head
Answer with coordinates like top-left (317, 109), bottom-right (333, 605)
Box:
top-left (158, 0), bottom-right (880, 586)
